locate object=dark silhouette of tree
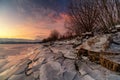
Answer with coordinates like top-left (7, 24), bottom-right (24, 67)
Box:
top-left (49, 29), bottom-right (60, 41)
top-left (96, 0), bottom-right (120, 33)
top-left (65, 0), bottom-right (99, 36)
top-left (65, 0), bottom-right (120, 36)
top-left (42, 29), bottom-right (60, 42)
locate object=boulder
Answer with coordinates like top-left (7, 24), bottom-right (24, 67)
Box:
top-left (39, 61), bottom-right (63, 80)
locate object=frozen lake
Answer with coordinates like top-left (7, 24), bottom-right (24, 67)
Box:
top-left (0, 44), bottom-right (40, 79)
top-left (0, 44), bottom-right (39, 58)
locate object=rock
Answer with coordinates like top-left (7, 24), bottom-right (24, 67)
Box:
top-left (25, 74), bottom-right (35, 80)
top-left (107, 74), bottom-right (120, 80)
top-left (62, 59), bottom-right (80, 80)
top-left (115, 25), bottom-right (120, 31)
top-left (8, 74), bottom-right (26, 80)
top-left (33, 71), bottom-right (40, 79)
top-left (90, 70), bottom-right (105, 80)
top-left (63, 71), bottom-right (77, 80)
top-left (54, 52), bottom-right (65, 64)
top-left (82, 75), bottom-right (95, 80)
top-left (79, 69), bottom-right (87, 76)
top-left (63, 59), bottom-right (76, 71)
top-left (78, 61), bottom-right (105, 80)
top-left (73, 73), bottom-right (82, 80)
top-left (63, 50), bottom-right (76, 59)
top-left (39, 61), bottom-right (63, 80)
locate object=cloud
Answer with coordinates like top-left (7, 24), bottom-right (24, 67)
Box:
top-left (15, 1), bottom-right (69, 39)
top-left (0, 0), bottom-right (70, 39)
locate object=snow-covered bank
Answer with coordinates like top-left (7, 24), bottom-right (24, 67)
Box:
top-left (0, 33), bottom-right (120, 80)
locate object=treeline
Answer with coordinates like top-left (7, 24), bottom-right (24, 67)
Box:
top-left (42, 0), bottom-right (120, 42)
top-left (42, 29), bottom-right (77, 42)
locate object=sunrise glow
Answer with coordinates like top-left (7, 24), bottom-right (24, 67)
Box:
top-left (0, 0), bottom-right (68, 40)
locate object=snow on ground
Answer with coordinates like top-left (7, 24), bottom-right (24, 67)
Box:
top-left (80, 34), bottom-right (111, 52)
top-left (109, 32), bottom-right (120, 53)
top-left (0, 35), bottom-right (120, 80)
top-left (79, 32), bottom-right (120, 53)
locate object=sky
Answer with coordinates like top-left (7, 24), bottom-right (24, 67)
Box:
top-left (0, 0), bottom-right (70, 40)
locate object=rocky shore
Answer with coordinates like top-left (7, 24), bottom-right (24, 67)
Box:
top-left (0, 33), bottom-right (120, 80)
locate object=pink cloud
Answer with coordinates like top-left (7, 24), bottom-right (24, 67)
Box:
top-left (12, 6), bottom-right (69, 39)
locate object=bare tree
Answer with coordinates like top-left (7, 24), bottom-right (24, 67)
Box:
top-left (42, 30), bottom-right (60, 42)
top-left (66, 0), bottom-right (120, 35)
top-left (96, 0), bottom-right (120, 33)
top-left (48, 29), bottom-right (60, 41)
top-left (65, 0), bottom-right (99, 36)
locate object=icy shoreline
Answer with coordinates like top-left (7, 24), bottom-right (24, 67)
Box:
top-left (0, 39), bottom-right (120, 80)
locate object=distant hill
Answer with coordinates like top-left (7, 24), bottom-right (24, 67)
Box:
top-left (0, 38), bottom-right (41, 44)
